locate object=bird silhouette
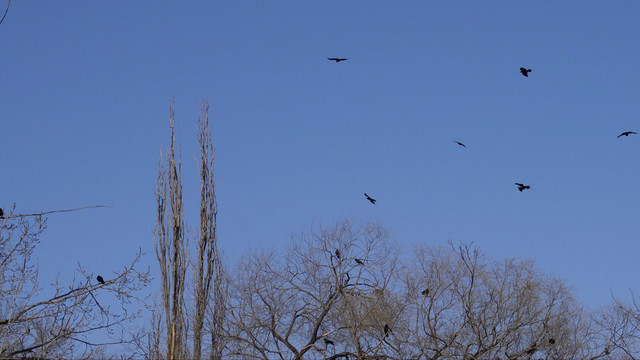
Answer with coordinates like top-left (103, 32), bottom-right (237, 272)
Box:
top-left (549, 338), bottom-right (556, 344)
top-left (617, 131), bottom-right (637, 138)
top-left (324, 338), bottom-right (334, 346)
top-left (515, 183), bottom-right (531, 192)
top-left (364, 193), bottom-right (376, 204)
top-left (97, 275), bottom-right (105, 284)
top-left (328, 57), bottom-right (348, 63)
top-left (335, 249), bottom-right (341, 259)
top-left (384, 324), bottom-right (391, 337)
top-left (355, 258), bottom-right (364, 265)
top-left (453, 140), bottom-right (466, 148)
top-left (0, 208), bottom-right (3, 218)
top-left (421, 288), bottom-right (430, 296)
top-left (520, 67), bottom-right (532, 77)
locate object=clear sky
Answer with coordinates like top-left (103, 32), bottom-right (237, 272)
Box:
top-left (2, 1), bottom-right (639, 310)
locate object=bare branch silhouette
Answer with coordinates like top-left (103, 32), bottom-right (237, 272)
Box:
top-left (0, 0), bottom-right (10, 26)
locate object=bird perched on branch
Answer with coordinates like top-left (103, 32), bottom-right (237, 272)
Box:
top-left (328, 57), bottom-right (348, 63)
top-left (335, 249), bottom-right (341, 260)
top-left (421, 288), bottom-right (430, 296)
top-left (364, 193), bottom-right (376, 204)
top-left (520, 67), bottom-right (532, 77)
top-left (515, 183), bottom-right (531, 192)
top-left (355, 258), bottom-right (364, 265)
top-left (384, 324), bottom-right (392, 337)
top-left (617, 131), bottom-right (637, 138)
top-left (324, 338), bottom-right (334, 346)
top-left (0, 208), bottom-right (4, 218)
top-left (97, 275), bottom-right (105, 284)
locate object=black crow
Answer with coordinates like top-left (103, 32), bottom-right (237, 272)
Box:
top-left (324, 338), bottom-right (334, 346)
top-left (617, 131), bottom-right (637, 138)
top-left (364, 193), bottom-right (376, 204)
top-left (520, 67), bottom-right (532, 77)
top-left (335, 249), bottom-right (341, 259)
top-left (97, 275), bottom-right (105, 284)
top-left (604, 347), bottom-right (610, 355)
top-left (421, 288), bottom-right (429, 296)
top-left (328, 57), bottom-right (348, 63)
top-left (549, 338), bottom-right (556, 344)
top-left (0, 208), bottom-right (3, 218)
top-left (384, 324), bottom-right (391, 337)
top-left (515, 183), bottom-right (530, 192)
top-left (355, 258), bottom-right (364, 265)
top-left (453, 140), bottom-right (466, 148)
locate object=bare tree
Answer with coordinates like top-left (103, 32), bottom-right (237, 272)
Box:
top-left (152, 99), bottom-right (225, 360)
top-left (155, 98), bottom-right (189, 360)
top-left (225, 219), bottom-right (397, 360)
top-left (192, 100), bottom-right (223, 360)
top-left (222, 220), bottom-right (640, 360)
top-left (0, 206), bottom-right (150, 359)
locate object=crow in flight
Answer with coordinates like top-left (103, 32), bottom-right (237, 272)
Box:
top-left (97, 275), bottom-right (105, 284)
top-left (355, 258), bottom-right (364, 265)
top-left (335, 249), bottom-right (341, 259)
top-left (328, 57), bottom-right (348, 63)
top-left (617, 131), bottom-right (637, 138)
top-left (384, 324), bottom-right (391, 337)
top-left (421, 288), bottom-right (430, 296)
top-left (520, 67), bottom-right (532, 77)
top-left (453, 140), bottom-right (466, 148)
top-left (364, 193), bottom-right (376, 204)
top-left (324, 338), bottom-right (334, 346)
top-left (515, 183), bottom-right (531, 192)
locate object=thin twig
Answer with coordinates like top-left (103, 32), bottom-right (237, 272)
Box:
top-left (2, 205), bottom-right (112, 219)
top-left (0, 0), bottom-right (10, 26)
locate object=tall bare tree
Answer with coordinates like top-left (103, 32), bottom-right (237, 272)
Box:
top-left (153, 99), bottom-right (225, 360)
top-left (0, 206), bottom-right (150, 359)
top-left (155, 98), bottom-right (188, 360)
top-left (192, 100), bottom-right (223, 360)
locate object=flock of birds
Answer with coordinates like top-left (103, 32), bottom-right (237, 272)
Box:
top-left (323, 57), bottom-right (637, 346)
top-left (326, 59), bottom-right (638, 204)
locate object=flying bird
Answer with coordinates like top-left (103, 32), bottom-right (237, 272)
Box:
top-left (520, 67), bottom-right (532, 77)
top-left (96, 275), bottom-right (105, 284)
top-left (335, 249), bottom-right (341, 260)
top-left (384, 324), bottom-right (391, 337)
top-left (421, 288), bottom-right (430, 296)
top-left (453, 140), bottom-right (466, 148)
top-left (328, 57), bottom-right (348, 63)
top-left (514, 183), bottom-right (531, 192)
top-left (617, 131), bottom-right (637, 138)
top-left (324, 338), bottom-right (334, 346)
top-left (364, 193), bottom-right (376, 204)
top-left (355, 258), bottom-right (364, 265)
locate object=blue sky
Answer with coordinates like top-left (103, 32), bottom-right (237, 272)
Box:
top-left (2, 1), bottom-right (639, 310)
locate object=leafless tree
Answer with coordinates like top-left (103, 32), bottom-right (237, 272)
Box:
top-left (222, 220), bottom-right (640, 360)
top-left (152, 99), bottom-right (225, 360)
top-left (0, 206), bottom-right (150, 359)
top-left (225, 219), bottom-right (397, 359)
top-left (155, 98), bottom-right (189, 360)
top-left (192, 100), bottom-right (224, 360)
